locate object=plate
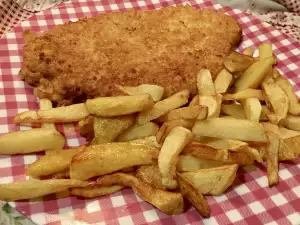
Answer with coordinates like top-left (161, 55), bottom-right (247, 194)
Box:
top-left (0, 0), bottom-right (300, 224)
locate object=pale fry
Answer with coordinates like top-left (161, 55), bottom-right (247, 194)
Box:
top-left (96, 173), bottom-right (184, 215)
top-left (272, 69), bottom-right (282, 79)
top-left (265, 131), bottom-right (279, 186)
top-left (277, 127), bottom-right (298, 160)
top-left (199, 94), bottom-right (222, 119)
top-left (275, 76), bottom-right (300, 115)
top-left (243, 47), bottom-right (254, 56)
top-left (71, 185), bottom-right (124, 198)
top-left (177, 174), bottom-right (210, 218)
top-left (192, 117), bottom-right (267, 142)
top-left (0, 128), bottom-right (65, 154)
top-left (136, 165), bottom-right (165, 190)
top-left (242, 98), bottom-right (262, 122)
top-left (197, 69), bottom-right (215, 95)
top-left (92, 115), bottom-right (134, 144)
top-left (189, 95), bottom-right (199, 106)
top-left (137, 90), bottom-right (190, 124)
top-left (0, 179), bottom-right (88, 201)
top-left (258, 43), bottom-right (272, 59)
top-left (234, 57), bottom-right (275, 92)
top-left (261, 105), bottom-right (271, 121)
top-left (26, 146), bottom-right (84, 177)
top-left (214, 69), bottom-right (233, 94)
top-left (130, 136), bottom-right (161, 149)
top-left (70, 143), bottom-right (159, 180)
top-left (179, 164), bottom-right (238, 195)
top-left (86, 94), bottom-right (154, 117)
top-left (156, 105), bottom-right (207, 122)
top-left (282, 115), bottom-right (300, 131)
top-left (117, 122), bottom-right (159, 142)
top-left (262, 83), bottom-right (289, 123)
top-left (40, 99), bottom-right (56, 129)
top-left (14, 103), bottom-right (90, 123)
top-left (224, 51), bottom-right (256, 73)
top-left (221, 104), bottom-right (246, 119)
top-left (177, 155), bottom-right (224, 172)
top-left (223, 89), bottom-right (264, 101)
top-left (158, 126), bottom-right (192, 189)
top-left (116, 84), bottom-right (164, 102)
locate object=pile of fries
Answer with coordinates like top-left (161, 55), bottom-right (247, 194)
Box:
top-left (1, 43), bottom-right (300, 218)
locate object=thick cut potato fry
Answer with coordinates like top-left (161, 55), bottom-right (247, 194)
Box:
top-left (224, 51), bottom-right (256, 73)
top-left (180, 164), bottom-right (238, 195)
top-left (70, 143), bottom-right (159, 180)
top-left (156, 119), bottom-right (195, 144)
top-left (189, 95), bottom-right (199, 106)
top-left (197, 69), bottom-right (215, 95)
top-left (273, 69), bottom-right (282, 79)
top-left (159, 126), bottom-right (192, 189)
top-left (259, 43), bottom-right (272, 59)
top-left (234, 57), bottom-right (275, 92)
top-left (242, 98), bottom-right (262, 122)
top-left (261, 105), bottom-right (271, 121)
top-left (71, 185), bottom-right (124, 198)
top-left (265, 131), bottom-right (279, 186)
top-left (275, 77), bottom-right (300, 115)
top-left (117, 122), bottom-right (159, 142)
top-left (282, 115), bottom-right (300, 131)
top-left (96, 173), bottom-right (184, 215)
top-left (192, 117), bottom-right (267, 142)
top-left (177, 174), bottom-right (210, 218)
top-left (136, 165), bottom-right (165, 190)
top-left (92, 115), bottom-right (134, 144)
top-left (130, 136), bottom-right (161, 149)
top-left (156, 106), bottom-right (207, 122)
top-left (86, 94), bottom-right (154, 117)
top-left (0, 128), bottom-right (65, 154)
top-left (0, 179), bottom-right (88, 201)
top-left (39, 99), bottom-right (56, 129)
top-left (262, 83), bottom-right (289, 123)
top-left (177, 155), bottom-right (225, 172)
top-left (199, 95), bottom-right (222, 119)
top-left (26, 146), bottom-right (84, 177)
top-left (14, 103), bottom-right (90, 123)
top-left (137, 90), bottom-right (190, 125)
top-left (221, 104), bottom-right (246, 119)
top-left (243, 47), bottom-right (254, 56)
top-left (117, 84), bottom-right (164, 102)
top-left (201, 138), bottom-right (248, 151)
top-left (182, 142), bottom-right (260, 165)
top-left (223, 89), bottom-right (264, 101)
top-left (78, 115), bottom-right (94, 139)
top-left (214, 69), bottom-right (233, 94)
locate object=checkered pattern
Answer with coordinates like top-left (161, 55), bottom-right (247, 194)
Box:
top-left (0, 0), bottom-right (300, 224)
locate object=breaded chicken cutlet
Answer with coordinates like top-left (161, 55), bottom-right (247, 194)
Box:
top-left (20, 6), bottom-right (241, 105)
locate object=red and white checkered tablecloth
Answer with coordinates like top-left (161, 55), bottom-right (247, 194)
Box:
top-left (1, 0), bottom-right (300, 225)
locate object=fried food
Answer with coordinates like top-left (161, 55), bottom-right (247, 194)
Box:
top-left (136, 165), bottom-right (165, 190)
top-left (20, 6), bottom-right (241, 105)
top-left (71, 185), bottom-right (124, 198)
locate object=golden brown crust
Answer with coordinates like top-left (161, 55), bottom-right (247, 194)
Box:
top-left (20, 6), bottom-right (241, 105)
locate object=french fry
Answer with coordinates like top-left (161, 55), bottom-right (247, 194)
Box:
top-left (92, 115), bottom-right (134, 144)
top-left (272, 69), bottom-right (282, 79)
top-left (197, 69), bottom-right (215, 95)
top-left (177, 174), bottom-right (210, 218)
top-left (179, 164), bottom-right (238, 195)
top-left (96, 173), bottom-right (184, 215)
top-left (14, 103), bottom-right (90, 123)
top-left (221, 104), bottom-right (246, 119)
top-left (156, 119), bottom-right (195, 144)
top-left (277, 127), bottom-right (299, 159)
top-left (261, 105), bottom-right (271, 121)
top-left (214, 69), bottom-right (233, 94)
top-left (243, 47), bottom-right (254, 56)
top-left (262, 83), bottom-right (289, 123)
top-left (40, 99), bottom-right (56, 129)
top-left (258, 43), bottom-right (272, 60)
top-left (117, 122), bottom-right (159, 142)
top-left (223, 89), bottom-right (264, 101)
top-left (0, 128), bottom-right (65, 154)
top-left (116, 84), bottom-right (164, 102)
top-left (200, 138), bottom-right (248, 151)
top-left (86, 94), bottom-right (154, 117)
top-left (282, 115), bottom-right (300, 131)
top-left (71, 185), bottom-right (124, 198)
top-left (130, 136), bottom-right (161, 149)
top-left (0, 179), bottom-right (88, 201)
top-left (224, 51), bottom-right (256, 73)
top-left (136, 165), bottom-right (165, 190)
top-left (192, 117), bottom-right (267, 142)
top-left (199, 94), bottom-right (222, 118)
top-left (242, 98), bottom-right (262, 122)
top-left (177, 155), bottom-right (225, 172)
top-left (70, 143), bottom-right (159, 180)
top-left (78, 115), bottom-right (94, 139)
top-left (234, 57), bottom-right (275, 92)
top-left (275, 76), bottom-right (300, 115)
top-left (189, 95), bottom-right (199, 106)
top-left (158, 126), bottom-right (193, 189)
top-left (265, 131), bottom-right (279, 186)
top-left (26, 146), bottom-right (84, 177)
top-left (156, 105), bottom-right (207, 122)
top-left (137, 90), bottom-right (190, 125)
